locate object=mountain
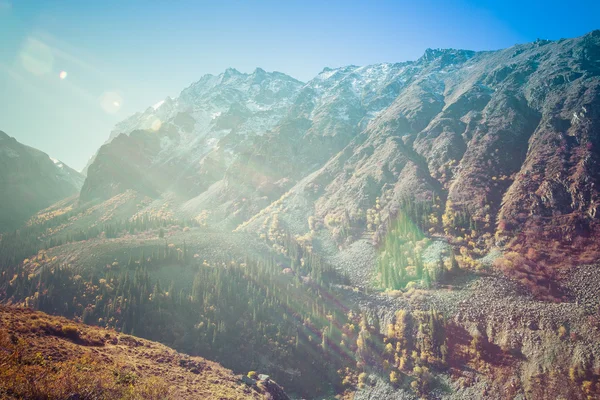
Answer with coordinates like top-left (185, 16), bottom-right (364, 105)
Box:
top-left (80, 68), bottom-right (303, 202)
top-left (81, 62), bottom-right (439, 225)
top-left (4, 31), bottom-right (600, 400)
top-left (83, 31), bottom-right (600, 281)
top-left (0, 131), bottom-right (84, 232)
top-left (246, 31), bottom-right (600, 292)
top-left (0, 306), bottom-right (288, 399)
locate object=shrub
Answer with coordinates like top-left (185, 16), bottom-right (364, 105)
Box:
top-left (358, 372), bottom-right (368, 385)
top-left (61, 325), bottom-right (80, 340)
top-left (390, 370), bottom-right (400, 385)
top-left (558, 325), bottom-right (567, 339)
top-left (114, 370), bottom-right (138, 385)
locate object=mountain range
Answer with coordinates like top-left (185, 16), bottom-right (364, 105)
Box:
top-left (1, 30), bottom-right (600, 399)
top-left (81, 30), bottom-right (600, 281)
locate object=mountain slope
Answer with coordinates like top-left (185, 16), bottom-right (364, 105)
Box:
top-left (80, 68), bottom-right (303, 203)
top-left (82, 63), bottom-right (431, 227)
top-left (79, 31), bottom-right (600, 287)
top-left (0, 131), bottom-right (84, 232)
top-left (236, 31), bottom-right (600, 288)
top-left (5, 31), bottom-right (600, 397)
top-left (0, 306), bottom-right (288, 399)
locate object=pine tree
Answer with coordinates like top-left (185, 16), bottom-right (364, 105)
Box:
top-left (422, 268), bottom-right (431, 289)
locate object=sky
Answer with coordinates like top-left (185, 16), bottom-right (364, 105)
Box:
top-left (0, 0), bottom-right (598, 172)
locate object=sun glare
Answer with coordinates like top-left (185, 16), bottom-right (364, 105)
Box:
top-left (99, 91), bottom-right (123, 114)
top-left (151, 118), bottom-right (162, 131)
top-left (19, 38), bottom-right (54, 76)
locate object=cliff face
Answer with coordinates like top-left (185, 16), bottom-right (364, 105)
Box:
top-left (82, 31), bottom-right (600, 276)
top-left (0, 131), bottom-right (84, 231)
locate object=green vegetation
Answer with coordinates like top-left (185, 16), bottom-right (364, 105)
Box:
top-left (0, 221), bottom-right (353, 397)
top-left (375, 211), bottom-right (451, 291)
top-left (0, 211), bottom-right (199, 274)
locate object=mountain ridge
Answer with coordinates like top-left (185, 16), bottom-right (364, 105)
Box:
top-left (0, 131), bottom-right (84, 232)
top-left (80, 31), bottom-right (600, 283)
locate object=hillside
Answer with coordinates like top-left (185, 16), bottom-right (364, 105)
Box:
top-left (0, 210), bottom-right (349, 398)
top-left (80, 31), bottom-right (600, 284)
top-left (3, 199), bottom-right (600, 399)
top-left (236, 31), bottom-right (600, 291)
top-left (0, 306), bottom-right (288, 399)
top-left (0, 131), bottom-right (84, 232)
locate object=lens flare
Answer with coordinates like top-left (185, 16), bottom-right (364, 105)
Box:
top-left (151, 118), bottom-right (162, 131)
top-left (19, 38), bottom-right (54, 76)
top-left (99, 91), bottom-right (123, 114)
top-left (59, 71), bottom-right (67, 79)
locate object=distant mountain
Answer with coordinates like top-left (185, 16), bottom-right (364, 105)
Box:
top-left (82, 31), bottom-right (600, 277)
top-left (80, 68), bottom-right (303, 205)
top-left (0, 131), bottom-right (84, 231)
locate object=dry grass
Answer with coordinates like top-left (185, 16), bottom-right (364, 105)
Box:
top-left (0, 306), bottom-right (271, 399)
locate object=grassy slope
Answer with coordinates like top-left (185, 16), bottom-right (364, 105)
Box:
top-left (0, 306), bottom-right (284, 399)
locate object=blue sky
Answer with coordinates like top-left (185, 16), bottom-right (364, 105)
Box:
top-left (0, 0), bottom-right (598, 171)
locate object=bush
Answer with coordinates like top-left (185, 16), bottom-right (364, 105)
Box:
top-left (114, 370), bottom-right (138, 385)
top-left (558, 325), bottom-right (567, 339)
top-left (358, 372), bottom-right (368, 385)
top-left (61, 325), bottom-right (80, 340)
top-left (390, 370), bottom-right (400, 385)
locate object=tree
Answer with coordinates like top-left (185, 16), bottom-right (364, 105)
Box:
top-left (372, 313), bottom-right (381, 334)
top-left (449, 251), bottom-right (459, 273)
top-left (422, 268), bottom-right (431, 289)
top-left (390, 370), bottom-right (400, 385)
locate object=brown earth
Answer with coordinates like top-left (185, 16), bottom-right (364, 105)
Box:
top-left (0, 305), bottom-right (287, 399)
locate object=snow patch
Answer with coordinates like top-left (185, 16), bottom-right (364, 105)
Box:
top-left (50, 157), bottom-right (65, 168)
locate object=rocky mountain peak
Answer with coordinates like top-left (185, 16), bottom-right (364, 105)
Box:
top-left (252, 66), bottom-right (267, 76)
top-left (418, 47), bottom-right (477, 67)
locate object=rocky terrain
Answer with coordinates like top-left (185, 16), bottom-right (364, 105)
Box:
top-left (334, 260), bottom-right (600, 399)
top-left (0, 131), bottom-right (84, 232)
